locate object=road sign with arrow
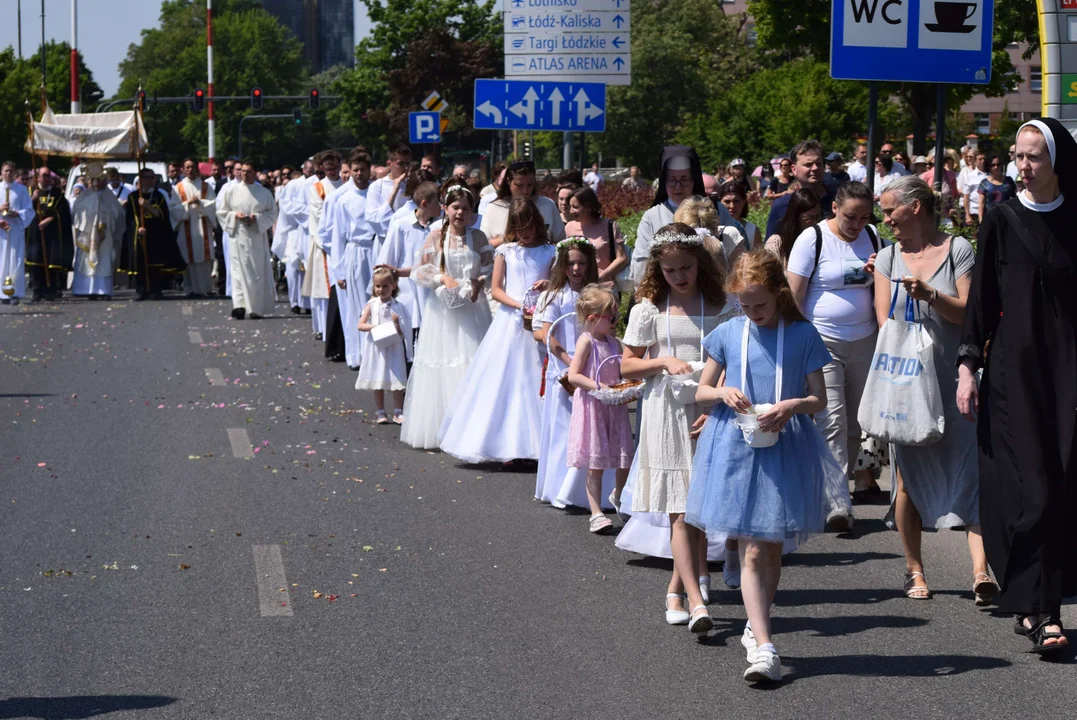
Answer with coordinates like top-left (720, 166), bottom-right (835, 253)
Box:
top-left (473, 79), bottom-right (606, 132)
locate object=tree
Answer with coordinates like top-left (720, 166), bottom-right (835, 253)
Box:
top-left (0, 42), bottom-right (104, 166)
top-left (675, 58), bottom-right (907, 170)
top-left (117, 0), bottom-right (311, 166)
top-left (747, 0), bottom-right (1041, 153)
top-left (332, 0), bottom-right (501, 153)
top-left (591, 0), bottom-right (759, 170)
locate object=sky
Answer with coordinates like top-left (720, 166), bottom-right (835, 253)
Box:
top-left (0, 0), bottom-right (371, 98)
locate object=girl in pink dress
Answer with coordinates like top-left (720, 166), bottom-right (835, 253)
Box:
top-left (567, 285), bottom-right (635, 533)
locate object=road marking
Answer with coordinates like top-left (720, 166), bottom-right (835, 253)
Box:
top-left (252, 545), bottom-right (294, 618)
top-left (205, 368), bottom-right (226, 386)
top-left (182, 305), bottom-right (193, 316)
top-left (227, 428), bottom-right (254, 458)
top-left (188, 331), bottom-right (204, 344)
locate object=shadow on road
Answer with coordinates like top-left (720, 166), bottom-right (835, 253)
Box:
top-left (783, 551), bottom-right (902, 567)
top-left (0, 695), bottom-right (177, 719)
top-left (0, 394), bottom-right (56, 398)
top-left (781, 653), bottom-right (1012, 683)
top-left (773, 613), bottom-right (928, 637)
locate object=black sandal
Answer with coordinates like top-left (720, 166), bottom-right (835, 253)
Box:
top-left (1022, 617), bottom-right (1069, 655)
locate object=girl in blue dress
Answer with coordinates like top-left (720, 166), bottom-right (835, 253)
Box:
top-left (686, 249), bottom-right (841, 684)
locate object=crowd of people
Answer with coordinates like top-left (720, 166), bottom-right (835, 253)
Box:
top-left (1, 119), bottom-right (1074, 682)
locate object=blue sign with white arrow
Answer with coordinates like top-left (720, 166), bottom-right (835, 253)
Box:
top-left (474, 79), bottom-right (606, 133)
top-left (408, 111), bottom-right (442, 143)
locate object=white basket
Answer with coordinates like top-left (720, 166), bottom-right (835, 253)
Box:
top-left (735, 404), bottom-right (780, 448)
top-left (371, 321), bottom-right (399, 348)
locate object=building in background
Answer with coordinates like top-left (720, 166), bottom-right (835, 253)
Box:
top-left (262, 0), bottom-right (355, 73)
top-left (720, 2), bottom-right (1040, 139)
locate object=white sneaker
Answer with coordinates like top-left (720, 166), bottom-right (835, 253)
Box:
top-left (825, 508), bottom-right (855, 533)
top-left (743, 650), bottom-right (781, 683)
top-left (699, 576), bottom-right (710, 605)
top-left (741, 625), bottom-right (758, 663)
top-left (665, 593), bottom-right (689, 625)
top-left (723, 550), bottom-right (741, 590)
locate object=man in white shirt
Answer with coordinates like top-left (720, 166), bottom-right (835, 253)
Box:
top-left (365, 144), bottom-right (412, 245)
top-left (216, 160), bottom-right (277, 319)
top-left (303, 150), bottom-right (344, 339)
top-left (583, 162), bottom-right (604, 193)
top-left (105, 167), bottom-right (134, 205)
top-left (0, 160), bottom-right (35, 304)
top-left (960, 149), bottom-right (987, 226)
top-left (1005, 144), bottom-right (1019, 184)
top-left (172, 157), bottom-right (217, 297)
top-left (847, 144), bottom-right (868, 183)
top-left (321, 150), bottom-right (375, 368)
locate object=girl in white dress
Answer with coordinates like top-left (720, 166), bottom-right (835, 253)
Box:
top-left (355, 267), bottom-right (413, 425)
top-left (401, 184), bottom-right (493, 449)
top-left (619, 222), bottom-right (736, 635)
top-left (439, 197), bottom-right (557, 465)
top-left (532, 238), bottom-right (614, 508)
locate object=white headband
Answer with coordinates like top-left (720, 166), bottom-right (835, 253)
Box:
top-left (1019, 120), bottom-right (1056, 166)
top-left (652, 230), bottom-right (704, 249)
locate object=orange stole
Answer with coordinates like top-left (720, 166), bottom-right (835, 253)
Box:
top-left (176, 182), bottom-right (210, 262)
top-left (316, 182), bottom-right (330, 289)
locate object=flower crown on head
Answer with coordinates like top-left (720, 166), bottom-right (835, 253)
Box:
top-left (651, 230), bottom-right (705, 249)
top-left (556, 236), bottom-right (591, 252)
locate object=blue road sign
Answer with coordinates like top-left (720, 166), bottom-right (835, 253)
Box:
top-left (473, 79), bottom-right (606, 132)
top-left (409, 111), bottom-right (442, 143)
top-left (831, 0), bottom-right (993, 84)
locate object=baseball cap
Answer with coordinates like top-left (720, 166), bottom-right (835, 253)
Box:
top-left (825, 152), bottom-right (844, 162)
top-left (730, 158), bottom-right (745, 167)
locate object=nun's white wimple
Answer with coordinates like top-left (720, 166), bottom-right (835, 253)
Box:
top-left (1019, 120), bottom-right (1056, 166)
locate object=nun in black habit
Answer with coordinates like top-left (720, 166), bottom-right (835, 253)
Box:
top-left (957, 117), bottom-right (1077, 655)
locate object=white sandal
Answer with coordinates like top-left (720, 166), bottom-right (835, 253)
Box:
top-left (688, 605), bottom-right (713, 634)
top-left (588, 514), bottom-right (613, 534)
top-left (665, 593), bottom-right (689, 625)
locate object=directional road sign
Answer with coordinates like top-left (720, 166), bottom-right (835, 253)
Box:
top-left (409, 111), bottom-right (442, 143)
top-left (503, 0), bottom-right (631, 86)
top-left (831, 0), bottom-right (994, 84)
top-left (473, 79), bottom-right (606, 132)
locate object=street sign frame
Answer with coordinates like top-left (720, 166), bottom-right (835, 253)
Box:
top-left (474, 79), bottom-right (607, 133)
top-left (830, 0), bottom-right (994, 84)
top-left (409, 111), bottom-right (442, 143)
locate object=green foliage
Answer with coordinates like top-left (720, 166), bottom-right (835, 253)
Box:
top-left (619, 209), bottom-right (645, 249)
top-left (332, 0), bottom-right (500, 153)
top-left (117, 0), bottom-right (311, 165)
top-left (592, 0), bottom-right (758, 171)
top-left (0, 42), bottom-right (104, 166)
top-left (676, 59), bottom-right (907, 169)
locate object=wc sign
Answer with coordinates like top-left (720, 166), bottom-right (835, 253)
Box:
top-left (831, 0), bottom-right (994, 83)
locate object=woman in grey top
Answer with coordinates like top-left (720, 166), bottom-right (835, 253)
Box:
top-left (873, 176), bottom-right (997, 604)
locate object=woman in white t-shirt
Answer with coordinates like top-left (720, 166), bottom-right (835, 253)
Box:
top-left (786, 181), bottom-right (882, 530)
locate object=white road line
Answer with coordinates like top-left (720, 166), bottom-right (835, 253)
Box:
top-left (227, 428), bottom-right (254, 458)
top-left (188, 331), bottom-right (204, 344)
top-left (182, 305), bottom-right (193, 316)
top-left (205, 368), bottom-right (226, 386)
top-left (252, 545), bottom-right (294, 618)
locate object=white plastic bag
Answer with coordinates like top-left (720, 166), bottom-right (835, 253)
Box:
top-left (858, 284), bottom-right (945, 446)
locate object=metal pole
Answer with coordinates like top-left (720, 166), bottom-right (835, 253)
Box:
top-left (70, 0), bottom-right (79, 113)
top-left (40, 0), bottom-right (46, 89)
top-left (17, 0), bottom-right (23, 59)
top-left (562, 131), bottom-right (573, 170)
top-left (933, 83), bottom-right (947, 223)
top-left (866, 81), bottom-right (878, 196)
top-left (207, 0), bottom-right (216, 163)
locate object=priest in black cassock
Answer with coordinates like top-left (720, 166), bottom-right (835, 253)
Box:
top-left (26, 167), bottom-right (73, 301)
top-left (119, 166), bottom-right (186, 300)
top-left (958, 117), bottom-right (1077, 656)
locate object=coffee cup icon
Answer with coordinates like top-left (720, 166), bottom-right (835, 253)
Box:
top-left (925, 1), bottom-right (977, 34)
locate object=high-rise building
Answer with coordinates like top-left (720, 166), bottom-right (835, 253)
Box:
top-left (262, 0), bottom-right (355, 73)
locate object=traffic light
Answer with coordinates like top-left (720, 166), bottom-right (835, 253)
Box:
top-left (251, 87), bottom-right (263, 110)
top-left (293, 108), bottom-right (302, 126)
top-left (308, 89), bottom-right (320, 110)
top-left (522, 139), bottom-right (532, 159)
top-left (193, 89), bottom-right (205, 112)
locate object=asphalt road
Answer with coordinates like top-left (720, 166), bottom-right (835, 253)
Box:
top-left (1, 290), bottom-right (1073, 720)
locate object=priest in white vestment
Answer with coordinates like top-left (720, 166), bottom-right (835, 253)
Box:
top-left (294, 166), bottom-right (322, 333)
top-left (321, 151), bottom-right (374, 368)
top-left (0, 160), bottom-right (35, 303)
top-left (70, 164), bottom-right (126, 298)
top-left (277, 174), bottom-right (311, 313)
top-left (302, 151), bottom-right (344, 337)
top-left (172, 159), bottom-right (218, 297)
top-left (216, 161), bottom-right (277, 319)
